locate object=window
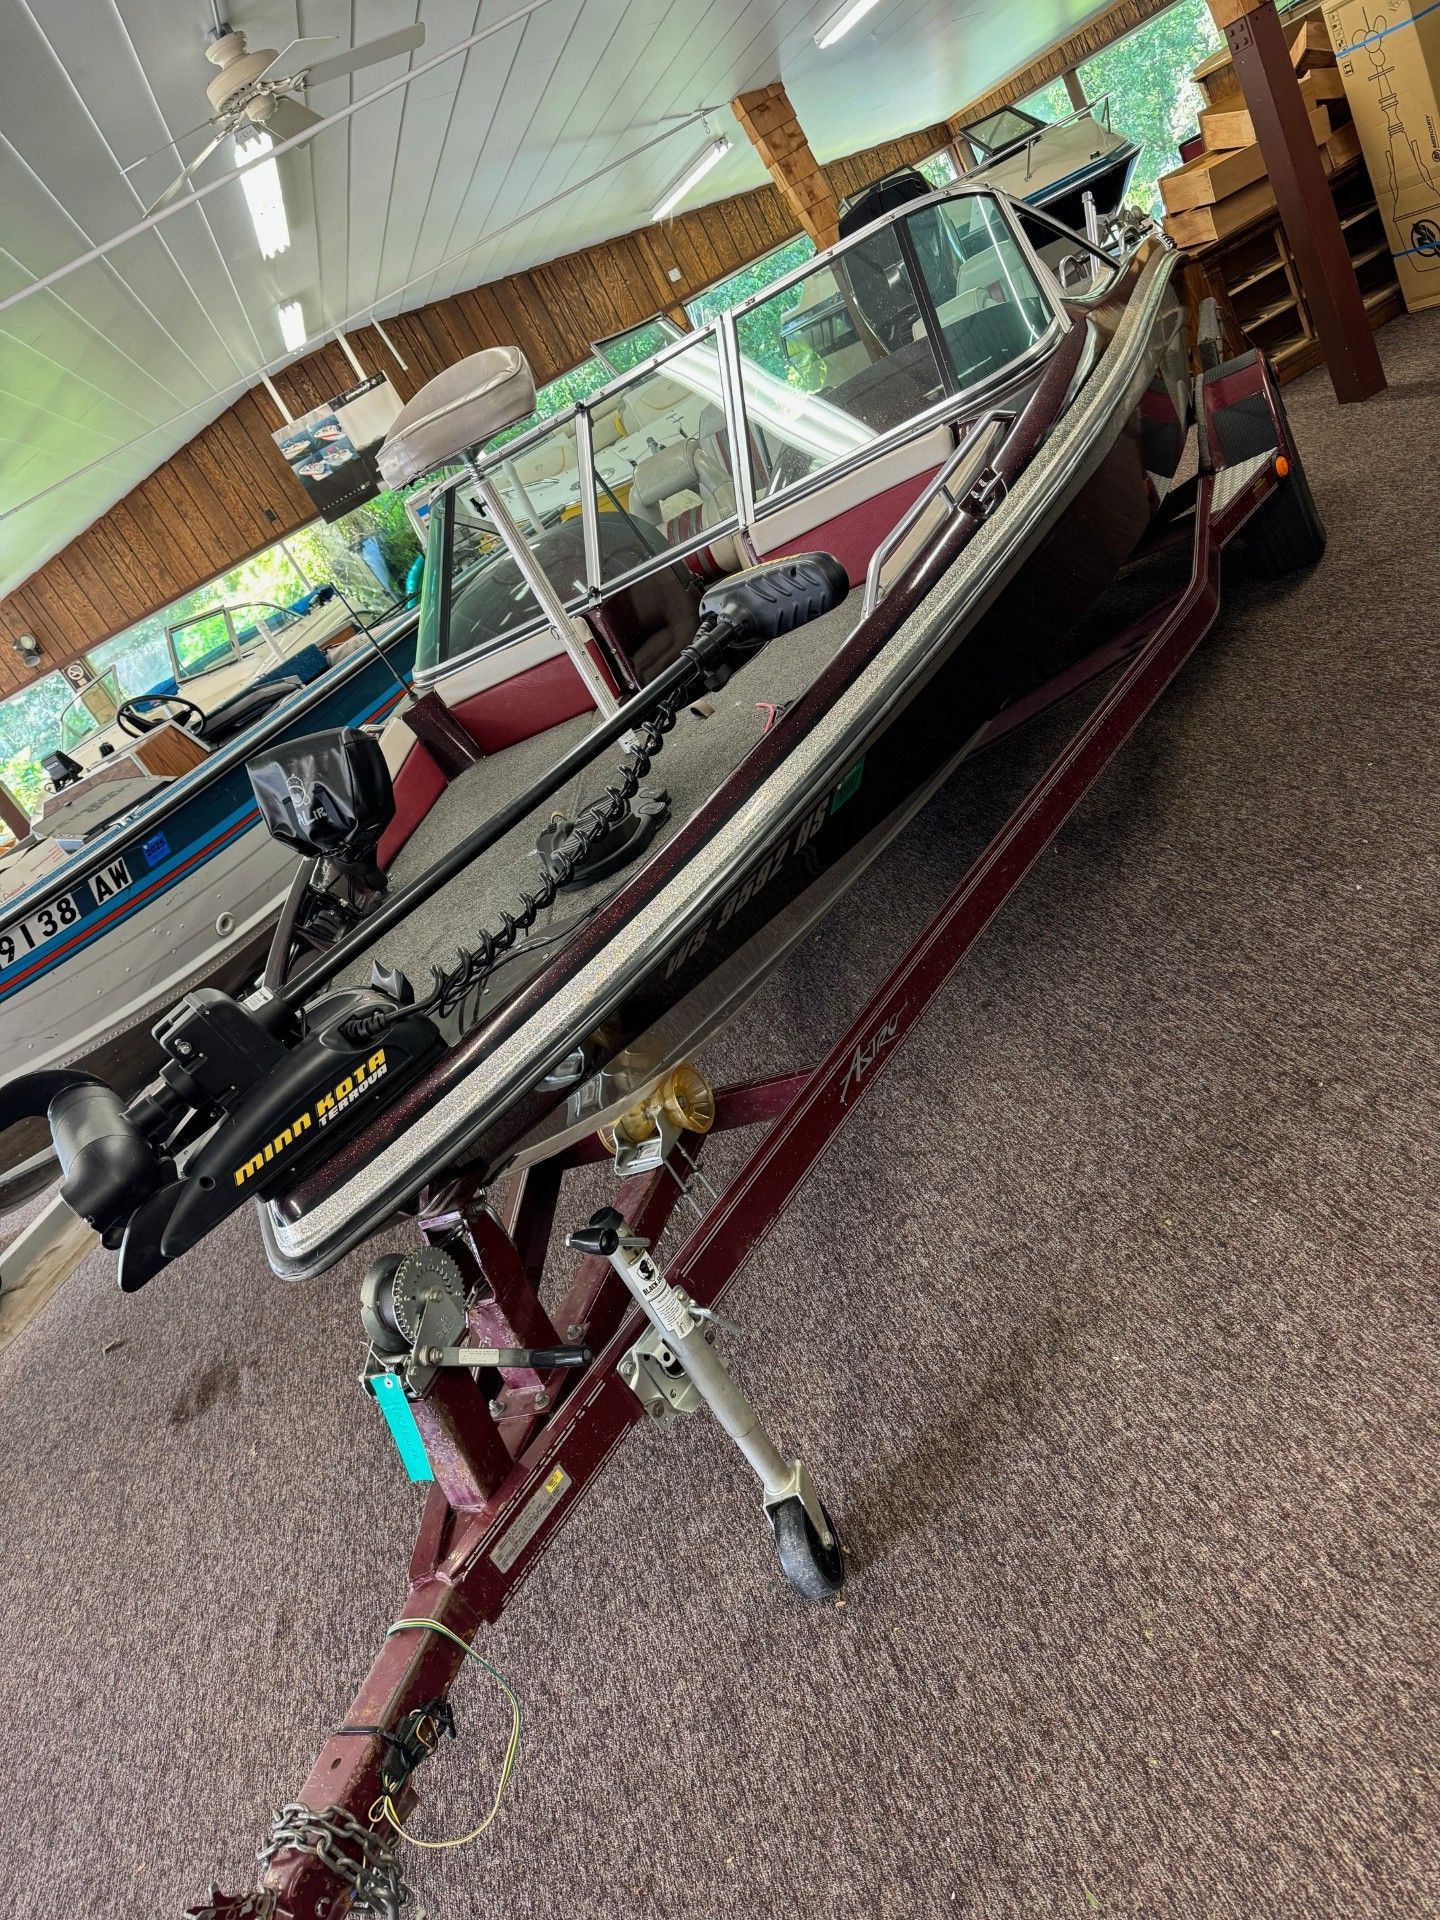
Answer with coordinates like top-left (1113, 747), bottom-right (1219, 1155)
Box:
top-left (0, 671), bottom-right (72, 816)
top-left (81, 494), bottom-right (422, 703)
top-left (1075, 0), bottom-right (1224, 217)
top-left (592, 315), bottom-right (685, 374)
top-left (907, 195), bottom-right (1053, 388)
top-left (685, 235), bottom-right (816, 329)
top-left (735, 226), bottom-right (944, 504)
top-left (587, 330), bottom-right (732, 580)
top-left (1015, 78), bottom-right (1076, 125)
top-left (915, 150), bottom-right (958, 190)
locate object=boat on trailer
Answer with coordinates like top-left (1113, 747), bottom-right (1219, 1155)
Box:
top-left (0, 178), bottom-right (1326, 1917)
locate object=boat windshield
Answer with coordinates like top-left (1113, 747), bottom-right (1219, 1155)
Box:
top-left (742, 191), bottom-right (1051, 498)
top-left (591, 313), bottom-right (684, 373)
top-left (57, 667), bottom-right (125, 751)
top-left (417, 186), bottom-right (1061, 678)
top-left (166, 599), bottom-right (316, 684)
top-left (961, 107), bottom-right (1046, 160)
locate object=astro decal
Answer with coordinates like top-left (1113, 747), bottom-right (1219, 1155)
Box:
top-left (839, 1009), bottom-right (902, 1105)
top-left (664, 795), bottom-right (831, 980)
top-left (231, 1049), bottom-right (389, 1188)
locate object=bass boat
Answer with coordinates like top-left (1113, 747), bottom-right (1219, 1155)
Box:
top-left (0, 179), bottom-right (1326, 1918)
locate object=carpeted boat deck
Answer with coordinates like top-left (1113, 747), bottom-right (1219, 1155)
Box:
top-left (342, 586), bottom-right (865, 999)
top-left (1, 316), bottom-right (1436, 1919)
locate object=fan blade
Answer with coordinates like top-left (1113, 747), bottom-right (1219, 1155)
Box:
top-left (256, 35), bottom-right (335, 83)
top-left (145, 128), bottom-right (228, 213)
top-left (122, 117), bottom-right (216, 175)
top-left (301, 23), bottom-right (426, 87)
top-left (264, 96), bottom-right (324, 142)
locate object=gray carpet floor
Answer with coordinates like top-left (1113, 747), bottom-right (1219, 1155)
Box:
top-left (2, 313), bottom-right (1436, 1920)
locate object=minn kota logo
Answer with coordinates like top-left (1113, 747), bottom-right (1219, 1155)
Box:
top-left (232, 1049), bottom-right (389, 1187)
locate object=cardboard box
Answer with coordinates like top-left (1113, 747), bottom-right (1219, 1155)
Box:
top-left (1163, 175), bottom-right (1279, 249)
top-left (1323, 0), bottom-right (1440, 309)
top-left (1160, 140), bottom-right (1270, 213)
top-left (1200, 72), bottom-right (1342, 150)
top-left (1193, 5), bottom-right (1335, 107)
top-left (1324, 120), bottom-right (1363, 172)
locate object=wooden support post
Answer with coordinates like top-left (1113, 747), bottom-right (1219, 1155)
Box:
top-left (1207, 0), bottom-right (1384, 403)
top-left (731, 83), bottom-right (840, 250)
top-left (1063, 68), bottom-right (1088, 112)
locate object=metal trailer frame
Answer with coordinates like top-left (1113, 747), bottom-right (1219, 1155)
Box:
top-left (191, 349), bottom-right (1299, 1920)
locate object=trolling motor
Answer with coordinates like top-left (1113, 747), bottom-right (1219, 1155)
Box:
top-left (0, 553), bottom-right (848, 1298)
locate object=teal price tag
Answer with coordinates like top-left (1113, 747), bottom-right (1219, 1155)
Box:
top-left (372, 1371), bottom-right (434, 1482)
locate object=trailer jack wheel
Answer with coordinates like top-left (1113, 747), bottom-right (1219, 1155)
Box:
top-left (770, 1495), bottom-right (846, 1602)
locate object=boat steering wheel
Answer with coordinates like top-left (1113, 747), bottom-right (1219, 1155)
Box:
top-left (116, 693), bottom-right (207, 739)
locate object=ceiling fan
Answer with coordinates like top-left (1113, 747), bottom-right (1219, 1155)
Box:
top-left (128, 10), bottom-right (427, 212)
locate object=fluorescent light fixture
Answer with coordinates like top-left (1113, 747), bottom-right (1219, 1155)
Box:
top-left (652, 134), bottom-right (731, 222)
top-left (235, 128), bottom-right (290, 259)
top-left (815, 0), bottom-right (885, 50)
top-left (277, 299), bottom-right (306, 352)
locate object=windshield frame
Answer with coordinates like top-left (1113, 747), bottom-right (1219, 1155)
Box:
top-left (420, 184), bottom-right (1086, 678)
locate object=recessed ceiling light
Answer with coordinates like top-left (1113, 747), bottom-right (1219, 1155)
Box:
top-left (652, 135), bottom-right (731, 223)
top-left (235, 128), bottom-right (291, 259)
top-left (815, 0), bottom-right (886, 50)
top-left (277, 300), bottom-right (306, 352)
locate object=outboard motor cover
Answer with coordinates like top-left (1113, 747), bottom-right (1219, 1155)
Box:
top-left (249, 726), bottom-right (394, 884)
top-left (837, 166), bottom-right (932, 240)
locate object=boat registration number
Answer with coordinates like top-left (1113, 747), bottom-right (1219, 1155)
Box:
top-left (0, 855), bottom-right (133, 969)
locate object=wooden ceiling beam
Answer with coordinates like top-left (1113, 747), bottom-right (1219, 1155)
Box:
top-left (731, 83), bottom-right (841, 251)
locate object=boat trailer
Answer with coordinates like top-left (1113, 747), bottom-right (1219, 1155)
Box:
top-left (181, 348), bottom-right (1301, 1920)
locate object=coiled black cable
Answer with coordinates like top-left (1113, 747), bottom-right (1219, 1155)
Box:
top-left (340, 688), bottom-right (685, 1043)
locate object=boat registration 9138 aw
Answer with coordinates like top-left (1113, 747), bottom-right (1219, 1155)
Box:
top-left (0, 855), bottom-right (132, 969)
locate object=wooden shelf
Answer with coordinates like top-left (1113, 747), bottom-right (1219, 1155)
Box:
top-left (1349, 241), bottom-right (1393, 272)
top-left (1230, 256), bottom-right (1287, 296)
top-left (1244, 292), bottom-right (1300, 327)
top-left (1179, 161), bottom-right (1404, 386)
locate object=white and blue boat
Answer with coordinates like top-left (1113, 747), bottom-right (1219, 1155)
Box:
top-left (0, 599), bottom-right (419, 1204)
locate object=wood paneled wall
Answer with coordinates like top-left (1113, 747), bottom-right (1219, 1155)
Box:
top-left (0, 121), bottom-right (948, 691)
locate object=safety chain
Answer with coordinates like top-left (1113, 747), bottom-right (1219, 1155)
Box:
top-left (340, 687), bottom-right (684, 1044)
top-left (263, 1802), bottom-right (412, 1918)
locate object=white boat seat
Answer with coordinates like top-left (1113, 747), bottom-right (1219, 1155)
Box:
top-left (629, 439), bottom-right (702, 525)
top-left (622, 369), bottom-right (693, 432)
top-left (378, 347), bottom-right (537, 487)
top-left (591, 406), bottom-right (626, 452)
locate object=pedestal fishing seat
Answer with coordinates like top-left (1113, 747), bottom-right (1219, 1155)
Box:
top-left (377, 346), bottom-right (537, 489)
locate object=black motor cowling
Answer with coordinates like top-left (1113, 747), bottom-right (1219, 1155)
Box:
top-left (249, 726), bottom-right (395, 888)
top-left (697, 552), bottom-right (848, 666)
